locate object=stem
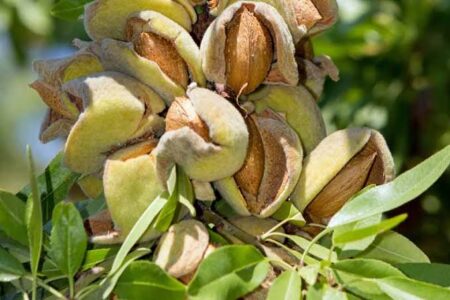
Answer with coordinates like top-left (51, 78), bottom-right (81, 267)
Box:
top-left (68, 276), bottom-right (74, 299)
top-left (31, 279), bottom-right (37, 300)
top-left (327, 245), bottom-right (335, 262)
top-left (25, 276), bottom-right (66, 299)
top-left (260, 218), bottom-right (291, 240)
top-left (300, 228), bottom-right (331, 266)
top-left (266, 257), bottom-right (295, 271)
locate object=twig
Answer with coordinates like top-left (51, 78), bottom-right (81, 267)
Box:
top-left (197, 203), bottom-right (263, 251)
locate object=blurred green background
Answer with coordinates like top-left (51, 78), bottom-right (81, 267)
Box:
top-left (0, 0), bottom-right (449, 261)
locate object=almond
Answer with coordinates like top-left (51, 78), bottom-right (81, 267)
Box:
top-left (225, 5), bottom-right (273, 95)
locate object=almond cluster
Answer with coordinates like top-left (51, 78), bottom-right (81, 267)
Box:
top-left (31, 0), bottom-right (395, 278)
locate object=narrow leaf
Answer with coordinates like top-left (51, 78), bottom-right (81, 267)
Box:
top-left (0, 191), bottom-right (28, 246)
top-left (272, 202), bottom-right (306, 227)
top-left (152, 189), bottom-right (178, 232)
top-left (115, 261), bottom-right (186, 300)
top-left (334, 214), bottom-right (382, 252)
top-left (322, 285), bottom-right (348, 300)
top-left (267, 232), bottom-right (336, 261)
top-left (102, 248), bottom-right (150, 299)
top-left (177, 167), bottom-right (196, 216)
top-left (0, 247), bottom-right (26, 282)
top-left (51, 0), bottom-right (91, 21)
top-left (329, 145), bottom-right (450, 227)
top-left (356, 231), bottom-right (430, 264)
top-left (25, 146), bottom-right (43, 287)
top-left (81, 247), bottom-right (119, 271)
top-left (49, 202), bottom-right (87, 277)
top-left (299, 265), bottom-right (320, 285)
top-left (110, 194), bottom-right (167, 274)
top-left (188, 245), bottom-right (270, 300)
top-left (18, 152), bottom-right (80, 223)
top-left (332, 259), bottom-right (404, 279)
top-left (333, 214), bottom-right (407, 244)
top-left (267, 270), bottom-right (301, 300)
top-left (375, 276), bottom-right (450, 300)
top-left (395, 263), bottom-right (450, 287)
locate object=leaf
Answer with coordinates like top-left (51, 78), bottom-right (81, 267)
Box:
top-left (268, 232), bottom-right (336, 261)
top-left (299, 265), bottom-right (320, 285)
top-left (177, 166), bottom-right (195, 216)
top-left (332, 259), bottom-right (404, 279)
top-left (207, 228), bottom-right (229, 246)
top-left (333, 214), bottom-right (407, 244)
top-left (76, 197), bottom-right (107, 220)
top-left (0, 191), bottom-right (28, 246)
top-left (115, 261), bottom-right (186, 300)
top-left (214, 199), bottom-right (238, 219)
top-left (272, 202), bottom-right (306, 227)
top-left (329, 145), bottom-right (450, 227)
top-left (18, 152), bottom-right (80, 223)
top-left (49, 202), bottom-right (87, 277)
top-left (0, 231), bottom-right (29, 263)
top-left (188, 245), bottom-right (270, 300)
top-left (51, 0), bottom-right (91, 21)
top-left (25, 146), bottom-right (43, 286)
top-left (395, 263), bottom-right (450, 287)
top-left (81, 248), bottom-right (119, 271)
top-left (101, 248), bottom-right (150, 299)
top-left (334, 214), bottom-right (382, 252)
top-left (267, 270), bottom-right (301, 300)
top-left (152, 185), bottom-right (178, 233)
top-left (356, 231), bottom-right (430, 264)
top-left (110, 194), bottom-right (167, 274)
top-left (322, 285), bottom-right (348, 300)
top-left (375, 276), bottom-right (450, 300)
top-left (0, 247), bottom-right (26, 282)
top-left (306, 284), bottom-right (323, 300)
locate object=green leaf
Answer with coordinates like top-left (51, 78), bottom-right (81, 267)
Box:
top-left (115, 261), bottom-right (186, 300)
top-left (272, 202), bottom-right (306, 227)
top-left (49, 202), bottom-right (87, 277)
top-left (152, 169), bottom-right (178, 232)
top-left (0, 190), bottom-right (28, 246)
top-left (0, 247), bottom-right (26, 282)
top-left (76, 197), bottom-right (107, 220)
top-left (81, 247), bottom-right (119, 271)
top-left (25, 146), bottom-right (43, 291)
top-left (18, 152), bottom-right (80, 223)
top-left (332, 259), bottom-right (404, 279)
top-left (268, 232), bottom-right (336, 261)
top-left (306, 284), bottom-right (323, 300)
top-left (334, 214), bottom-right (382, 252)
top-left (51, 0), bottom-right (91, 21)
top-left (110, 194), bottom-right (167, 274)
top-left (101, 248), bottom-right (150, 299)
top-left (329, 145), bottom-right (450, 227)
top-left (333, 272), bottom-right (387, 300)
top-left (213, 199), bottom-right (238, 219)
top-left (333, 214), bottom-right (407, 244)
top-left (0, 231), bottom-right (29, 263)
top-left (331, 258), bottom-right (404, 299)
top-left (177, 166), bottom-right (195, 216)
top-left (395, 263), bottom-right (450, 287)
top-left (322, 285), bottom-right (348, 300)
top-left (207, 228), bottom-right (229, 246)
top-left (41, 258), bottom-right (63, 277)
top-left (299, 265), bottom-right (320, 285)
top-left (188, 245), bottom-right (270, 300)
top-left (267, 270), bottom-right (301, 300)
top-left (375, 277), bottom-right (450, 300)
top-left (356, 231), bottom-right (430, 264)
